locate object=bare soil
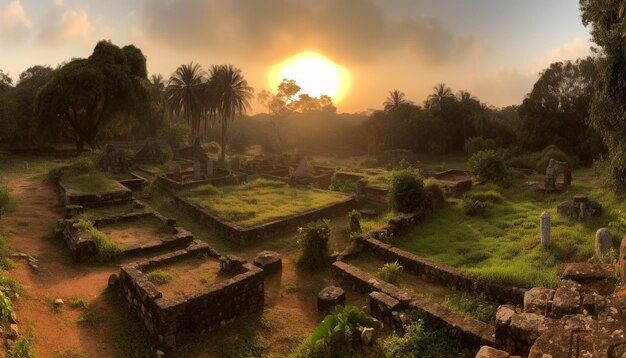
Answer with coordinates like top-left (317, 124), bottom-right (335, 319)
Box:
top-left (100, 218), bottom-right (171, 249)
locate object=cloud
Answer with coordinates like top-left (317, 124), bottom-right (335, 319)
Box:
top-left (0, 0), bottom-right (32, 43)
top-left (37, 8), bottom-right (93, 45)
top-left (471, 68), bottom-right (536, 107)
top-left (140, 0), bottom-right (488, 66)
top-left (543, 38), bottom-right (592, 66)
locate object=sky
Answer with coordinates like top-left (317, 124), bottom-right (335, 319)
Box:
top-left (0, 0), bottom-right (593, 114)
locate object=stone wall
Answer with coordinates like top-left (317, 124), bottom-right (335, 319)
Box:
top-left (56, 181), bottom-right (133, 207)
top-left (155, 169), bottom-right (246, 191)
top-left (117, 172), bottom-right (148, 191)
top-left (331, 261), bottom-right (495, 349)
top-left (118, 241), bottom-right (264, 349)
top-left (172, 193), bottom-right (356, 244)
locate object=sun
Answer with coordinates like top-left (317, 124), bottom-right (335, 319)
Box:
top-left (269, 51), bottom-right (350, 103)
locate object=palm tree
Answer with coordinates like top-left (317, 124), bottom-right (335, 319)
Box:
top-left (426, 83), bottom-right (454, 110)
top-left (383, 90), bottom-right (411, 115)
top-left (208, 64), bottom-right (254, 162)
top-left (166, 63), bottom-right (206, 139)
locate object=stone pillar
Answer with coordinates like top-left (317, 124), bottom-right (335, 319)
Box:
top-left (317, 286), bottom-right (345, 315)
top-left (540, 211), bottom-right (550, 249)
top-left (193, 161), bottom-right (202, 180)
top-left (206, 159), bottom-right (214, 177)
top-left (595, 228), bottom-right (613, 260)
top-left (173, 164), bottom-right (182, 182)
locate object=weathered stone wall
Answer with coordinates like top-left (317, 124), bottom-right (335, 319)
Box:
top-left (56, 181), bottom-right (133, 207)
top-left (172, 193), bottom-right (356, 244)
top-left (118, 241), bottom-right (264, 349)
top-left (155, 169), bottom-right (246, 191)
top-left (117, 172), bottom-right (148, 191)
top-left (331, 261), bottom-right (495, 349)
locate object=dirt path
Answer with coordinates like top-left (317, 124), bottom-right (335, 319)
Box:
top-left (1, 173), bottom-right (125, 357)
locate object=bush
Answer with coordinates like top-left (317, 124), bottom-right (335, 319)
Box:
top-left (465, 137), bottom-right (496, 155)
top-left (295, 305), bottom-right (381, 358)
top-left (389, 169), bottom-right (425, 213)
top-left (378, 261), bottom-right (403, 284)
top-left (535, 145), bottom-right (575, 173)
top-left (423, 179), bottom-right (445, 211)
top-left (7, 337), bottom-right (36, 358)
top-left (296, 220), bottom-right (331, 270)
top-left (466, 190), bottom-right (504, 204)
top-left (146, 271), bottom-right (171, 285)
top-left (74, 220), bottom-right (122, 262)
top-left (0, 178), bottom-right (11, 210)
top-left (70, 157), bottom-right (94, 172)
top-left (328, 175), bottom-right (357, 193)
top-left (468, 150), bottom-right (514, 187)
top-left (158, 120), bottom-right (190, 151)
top-left (463, 198), bottom-right (487, 216)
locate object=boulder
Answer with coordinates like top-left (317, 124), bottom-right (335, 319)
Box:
top-left (317, 286), bottom-right (345, 315)
top-left (595, 227), bottom-right (613, 260)
top-left (253, 251), bottom-right (282, 273)
top-left (475, 346), bottom-right (510, 358)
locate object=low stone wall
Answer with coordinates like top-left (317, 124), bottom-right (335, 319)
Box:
top-left (118, 241), bottom-right (264, 349)
top-left (331, 261), bottom-right (495, 349)
top-left (117, 172), bottom-right (149, 191)
top-left (156, 168), bottom-right (246, 192)
top-left (55, 211), bottom-right (194, 261)
top-left (356, 235), bottom-right (526, 305)
top-left (172, 193), bottom-right (356, 244)
top-left (56, 181), bottom-right (133, 207)
top-left (362, 185), bottom-right (389, 204)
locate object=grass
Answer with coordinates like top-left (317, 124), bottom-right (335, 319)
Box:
top-left (218, 326), bottom-right (269, 358)
top-left (61, 167), bottom-right (127, 195)
top-left (7, 337), bottom-right (36, 358)
top-left (443, 293), bottom-right (498, 323)
top-left (74, 220), bottom-right (123, 262)
top-left (394, 169), bottom-right (625, 288)
top-left (80, 202), bottom-right (142, 220)
top-left (180, 178), bottom-right (349, 228)
top-left (146, 270), bottom-right (171, 285)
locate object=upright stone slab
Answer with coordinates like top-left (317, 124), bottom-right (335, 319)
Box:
top-left (173, 164), bottom-right (182, 182)
top-left (193, 161), bottom-right (202, 180)
top-left (595, 228), bottom-right (613, 260)
top-left (540, 211), bottom-right (550, 249)
top-left (206, 159), bottom-right (214, 177)
top-left (293, 157), bottom-right (312, 178)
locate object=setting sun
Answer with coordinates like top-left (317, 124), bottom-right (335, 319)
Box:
top-left (269, 51), bottom-right (350, 102)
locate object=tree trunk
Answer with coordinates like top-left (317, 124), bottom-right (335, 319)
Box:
top-left (220, 119), bottom-right (227, 162)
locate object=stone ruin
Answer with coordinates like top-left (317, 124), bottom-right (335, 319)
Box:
top-left (133, 138), bottom-right (164, 164)
top-left (96, 144), bottom-right (129, 173)
top-left (488, 262), bottom-right (622, 358)
top-left (557, 195), bottom-right (602, 220)
top-left (544, 158), bottom-right (572, 192)
top-left (176, 138), bottom-right (207, 162)
top-left (292, 156), bottom-right (312, 179)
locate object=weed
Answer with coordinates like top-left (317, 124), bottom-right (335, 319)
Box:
top-left (146, 270), bottom-right (171, 285)
top-left (377, 261), bottom-right (403, 284)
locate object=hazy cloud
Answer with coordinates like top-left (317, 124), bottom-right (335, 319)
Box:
top-left (37, 7), bottom-right (93, 44)
top-left (543, 37), bottom-right (592, 66)
top-left (141, 0), bottom-right (488, 66)
top-left (0, 0), bottom-right (32, 43)
top-left (471, 68), bottom-right (535, 107)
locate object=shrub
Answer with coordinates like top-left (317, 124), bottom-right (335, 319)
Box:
top-left (158, 120), bottom-right (190, 151)
top-left (296, 305), bottom-right (381, 358)
top-left (389, 169), bottom-right (424, 213)
top-left (328, 175), bottom-right (357, 193)
top-left (535, 145), bottom-right (575, 173)
top-left (296, 220), bottom-right (331, 270)
top-left (0, 290), bottom-right (15, 327)
top-left (70, 157), bottom-right (94, 172)
top-left (74, 220), bottom-right (122, 262)
top-left (0, 178), bottom-right (11, 210)
top-left (463, 198), bottom-right (487, 216)
top-left (468, 150), bottom-right (514, 187)
top-left (423, 179), bottom-right (445, 211)
top-left (378, 261), bottom-right (403, 284)
top-left (466, 190), bottom-right (504, 204)
top-left (7, 337), bottom-right (36, 358)
top-left (146, 271), bottom-right (171, 285)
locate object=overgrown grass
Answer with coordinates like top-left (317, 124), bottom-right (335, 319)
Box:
top-left (80, 202), bottom-right (141, 220)
top-left (180, 178), bottom-right (349, 227)
top-left (61, 167), bottom-right (127, 195)
top-left (378, 261), bottom-right (403, 284)
top-left (146, 270), bottom-right (171, 285)
top-left (218, 326), bottom-right (269, 358)
top-left (7, 337), bottom-right (37, 358)
top-left (74, 220), bottom-right (122, 262)
top-left (443, 293), bottom-right (498, 323)
top-left (394, 169), bottom-right (622, 288)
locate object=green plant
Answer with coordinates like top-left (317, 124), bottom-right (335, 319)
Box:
top-left (535, 145), bottom-right (575, 173)
top-left (70, 157), bottom-right (94, 172)
top-left (468, 149), bottom-right (514, 187)
top-left (466, 190), bottom-right (504, 204)
top-left (389, 169), bottom-right (425, 213)
top-left (67, 298), bottom-right (87, 310)
top-left (146, 271), bottom-right (171, 285)
top-left (423, 179), bottom-right (445, 210)
top-left (296, 305), bottom-right (381, 358)
top-left (329, 175), bottom-right (357, 193)
top-left (74, 220), bottom-right (122, 262)
top-left (378, 261), bottom-right (403, 284)
top-left (609, 210), bottom-right (626, 238)
top-left (0, 177), bottom-right (11, 210)
top-left (7, 337), bottom-right (36, 358)
top-left (443, 293), bottom-right (498, 323)
top-left (206, 141), bottom-right (220, 154)
top-left (296, 220), bottom-right (331, 270)
top-left (158, 120), bottom-right (190, 151)
top-left (465, 137), bottom-right (496, 155)
top-left (463, 198), bottom-right (487, 216)
top-left (0, 290), bottom-right (15, 327)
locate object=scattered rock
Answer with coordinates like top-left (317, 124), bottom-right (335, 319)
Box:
top-left (28, 261), bottom-right (39, 272)
top-left (475, 345), bottom-right (511, 358)
top-left (556, 196), bottom-right (602, 220)
top-left (360, 327), bottom-right (375, 346)
top-left (561, 262), bottom-right (614, 283)
top-left (358, 208), bottom-right (378, 218)
top-left (317, 286), bottom-right (345, 315)
top-left (253, 251), bottom-right (282, 274)
top-left (155, 350), bottom-right (165, 357)
top-left (8, 324), bottom-right (18, 339)
top-left (54, 298), bottom-right (64, 307)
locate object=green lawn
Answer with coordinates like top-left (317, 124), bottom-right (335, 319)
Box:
top-left (180, 178), bottom-right (351, 227)
top-left (62, 168), bottom-right (128, 194)
top-left (393, 168), bottom-right (624, 288)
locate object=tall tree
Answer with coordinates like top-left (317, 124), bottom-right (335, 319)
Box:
top-left (383, 90), bottom-right (412, 115)
top-left (208, 64), bottom-right (254, 162)
top-left (425, 83), bottom-right (454, 110)
top-left (166, 63), bottom-right (206, 140)
top-left (36, 41), bottom-right (150, 150)
top-left (580, 0), bottom-right (626, 185)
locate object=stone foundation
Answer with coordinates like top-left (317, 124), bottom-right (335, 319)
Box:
top-left (118, 241), bottom-right (264, 349)
top-left (155, 168), bottom-right (246, 191)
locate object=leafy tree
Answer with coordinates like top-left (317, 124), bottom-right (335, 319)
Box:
top-left (518, 58), bottom-right (604, 165)
top-left (0, 70), bottom-right (13, 142)
top-left (208, 64), bottom-right (254, 162)
top-left (11, 66), bottom-right (55, 146)
top-left (580, 0), bottom-right (626, 186)
top-left (389, 169), bottom-right (425, 213)
top-left (166, 63), bottom-right (206, 140)
top-left (383, 89), bottom-right (412, 115)
top-left (36, 41), bottom-right (150, 150)
top-left (425, 83), bottom-right (454, 111)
